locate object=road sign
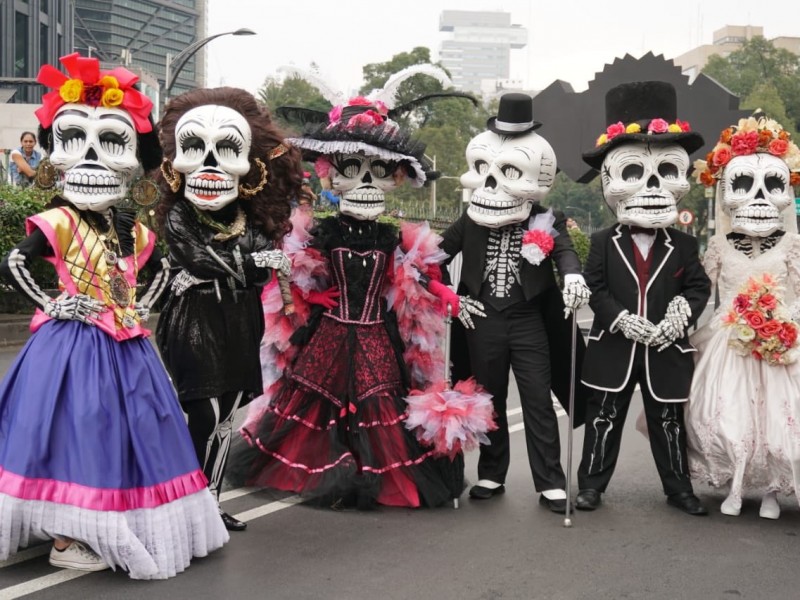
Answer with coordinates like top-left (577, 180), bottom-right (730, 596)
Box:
top-left (677, 209), bottom-right (694, 226)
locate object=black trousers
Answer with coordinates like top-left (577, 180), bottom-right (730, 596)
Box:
top-left (578, 345), bottom-right (694, 496)
top-left (466, 300), bottom-right (565, 491)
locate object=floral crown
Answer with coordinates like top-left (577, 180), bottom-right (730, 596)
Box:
top-left (595, 118), bottom-right (692, 147)
top-left (327, 96), bottom-right (394, 130)
top-left (692, 114), bottom-right (800, 188)
top-left (36, 52), bottom-right (154, 134)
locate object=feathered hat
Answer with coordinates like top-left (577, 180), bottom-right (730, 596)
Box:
top-left (276, 64), bottom-right (478, 187)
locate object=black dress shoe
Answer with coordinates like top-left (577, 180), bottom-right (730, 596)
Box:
top-left (575, 489), bottom-right (601, 511)
top-left (468, 484), bottom-right (505, 500)
top-left (538, 495), bottom-right (568, 514)
top-left (667, 492), bottom-right (708, 516)
top-left (220, 510), bottom-right (248, 531)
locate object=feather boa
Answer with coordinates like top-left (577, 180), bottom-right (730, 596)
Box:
top-left (385, 220), bottom-right (449, 391)
top-left (241, 207), bottom-right (329, 432)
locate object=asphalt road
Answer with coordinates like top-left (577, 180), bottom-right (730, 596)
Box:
top-left (1, 307), bottom-right (799, 599)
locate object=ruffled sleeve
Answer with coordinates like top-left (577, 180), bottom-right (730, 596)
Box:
top-left (702, 235), bottom-right (724, 288)
top-left (785, 234), bottom-right (800, 299)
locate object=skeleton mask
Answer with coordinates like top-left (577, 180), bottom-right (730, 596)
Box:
top-left (461, 130), bottom-right (556, 228)
top-left (172, 105), bottom-right (252, 211)
top-left (329, 152), bottom-right (400, 220)
top-left (50, 104), bottom-right (139, 211)
top-left (601, 142), bottom-right (690, 229)
top-left (722, 153), bottom-right (792, 237)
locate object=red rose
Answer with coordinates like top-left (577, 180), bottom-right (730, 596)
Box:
top-left (768, 139), bottom-right (789, 157)
top-left (743, 310), bottom-right (766, 329)
top-left (733, 293), bottom-right (751, 313)
top-left (713, 147), bottom-right (732, 167)
top-left (759, 320), bottom-right (782, 337)
top-left (757, 293), bottom-right (778, 311)
top-left (779, 322), bottom-right (798, 347)
top-left (731, 131), bottom-right (759, 155)
top-left (606, 121), bottom-right (625, 140)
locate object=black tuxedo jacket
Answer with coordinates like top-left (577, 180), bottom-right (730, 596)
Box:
top-left (439, 205), bottom-right (582, 299)
top-left (580, 224), bottom-right (711, 402)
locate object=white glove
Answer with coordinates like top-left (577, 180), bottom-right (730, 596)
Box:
top-left (648, 296), bottom-right (691, 351)
top-left (134, 302), bottom-right (150, 323)
top-left (44, 294), bottom-right (106, 325)
top-left (617, 311), bottom-right (658, 345)
top-left (457, 296), bottom-right (487, 330)
top-left (562, 274), bottom-right (591, 318)
top-left (251, 249), bottom-right (291, 277)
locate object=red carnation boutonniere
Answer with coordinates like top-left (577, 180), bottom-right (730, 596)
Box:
top-left (521, 209), bottom-right (558, 266)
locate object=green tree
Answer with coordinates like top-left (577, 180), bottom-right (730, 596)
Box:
top-left (742, 82), bottom-right (794, 129)
top-left (703, 36), bottom-right (800, 134)
top-left (257, 73), bottom-right (330, 133)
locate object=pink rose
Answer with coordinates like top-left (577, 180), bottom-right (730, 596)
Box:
top-left (648, 118), bottom-right (669, 134)
top-left (780, 323), bottom-right (798, 347)
top-left (733, 293), bottom-right (751, 313)
top-left (347, 96), bottom-right (372, 106)
top-left (605, 122), bottom-right (625, 140)
top-left (731, 131), bottom-right (759, 155)
top-left (759, 320), bottom-right (783, 337)
top-left (743, 310), bottom-right (766, 329)
top-left (769, 139), bottom-right (789, 157)
top-left (757, 293), bottom-right (778, 311)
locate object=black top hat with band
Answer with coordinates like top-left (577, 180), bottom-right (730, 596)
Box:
top-left (582, 81), bottom-right (704, 170)
top-left (486, 93), bottom-right (542, 136)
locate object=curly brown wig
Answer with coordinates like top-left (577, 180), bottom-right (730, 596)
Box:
top-left (156, 87), bottom-right (306, 241)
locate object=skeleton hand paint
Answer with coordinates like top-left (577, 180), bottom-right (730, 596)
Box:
top-left (251, 249), bottom-right (291, 277)
top-left (647, 318), bottom-right (683, 352)
top-left (457, 295), bottom-right (487, 330)
top-left (617, 312), bottom-right (658, 345)
top-left (562, 274), bottom-right (591, 318)
top-left (44, 294), bottom-right (106, 325)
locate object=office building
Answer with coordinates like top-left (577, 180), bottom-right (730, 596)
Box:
top-left (439, 10), bottom-right (527, 95)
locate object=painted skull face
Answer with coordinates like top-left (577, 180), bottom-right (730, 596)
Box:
top-left (461, 130), bottom-right (556, 228)
top-left (172, 105), bottom-right (252, 211)
top-left (722, 153), bottom-right (792, 236)
top-left (601, 142), bottom-right (690, 229)
top-left (329, 152), bottom-right (400, 220)
top-left (50, 104), bottom-right (139, 211)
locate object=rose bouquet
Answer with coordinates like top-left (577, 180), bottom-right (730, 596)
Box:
top-left (722, 273), bottom-right (799, 366)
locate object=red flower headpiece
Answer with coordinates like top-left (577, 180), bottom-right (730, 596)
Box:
top-left (35, 52), bottom-right (154, 134)
top-left (327, 96), bottom-right (390, 130)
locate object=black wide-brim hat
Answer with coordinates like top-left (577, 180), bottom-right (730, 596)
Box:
top-left (582, 81), bottom-right (704, 170)
top-left (486, 92), bottom-right (542, 136)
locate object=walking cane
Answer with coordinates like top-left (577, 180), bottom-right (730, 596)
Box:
top-left (444, 303), bottom-right (459, 510)
top-left (563, 309), bottom-right (578, 528)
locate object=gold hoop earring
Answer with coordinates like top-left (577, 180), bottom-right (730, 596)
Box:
top-left (239, 158), bottom-right (269, 198)
top-left (160, 158), bottom-right (182, 193)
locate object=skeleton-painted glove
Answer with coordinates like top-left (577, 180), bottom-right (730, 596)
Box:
top-left (616, 311), bottom-right (658, 345)
top-left (562, 274), bottom-right (591, 318)
top-left (250, 249), bottom-right (291, 277)
top-left (134, 302), bottom-right (150, 324)
top-left (44, 294), bottom-right (106, 325)
top-left (649, 296), bottom-right (692, 351)
top-left (427, 280), bottom-right (486, 329)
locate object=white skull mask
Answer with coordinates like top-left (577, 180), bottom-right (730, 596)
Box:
top-left (461, 130), bottom-right (556, 228)
top-left (330, 153), bottom-right (400, 220)
top-left (722, 153), bottom-right (792, 237)
top-left (50, 104), bottom-right (139, 212)
top-left (172, 105), bottom-right (252, 211)
top-left (601, 142), bottom-right (690, 229)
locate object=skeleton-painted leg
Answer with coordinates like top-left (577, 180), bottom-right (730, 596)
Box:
top-left (642, 395), bottom-right (694, 496)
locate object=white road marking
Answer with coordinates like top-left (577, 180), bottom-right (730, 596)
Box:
top-left (232, 495), bottom-right (303, 522)
top-left (0, 545), bottom-right (50, 569)
top-left (219, 486), bottom-right (261, 502)
top-left (0, 570), bottom-right (87, 600)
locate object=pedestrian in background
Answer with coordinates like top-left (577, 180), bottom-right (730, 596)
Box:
top-left (8, 131), bottom-right (42, 187)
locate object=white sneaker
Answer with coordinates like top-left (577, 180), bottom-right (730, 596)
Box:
top-left (759, 491), bottom-right (781, 520)
top-left (49, 541), bottom-right (110, 572)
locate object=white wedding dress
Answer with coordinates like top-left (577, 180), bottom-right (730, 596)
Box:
top-left (686, 233), bottom-right (800, 513)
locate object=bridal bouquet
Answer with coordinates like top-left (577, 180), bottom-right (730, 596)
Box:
top-left (722, 273), bottom-right (799, 366)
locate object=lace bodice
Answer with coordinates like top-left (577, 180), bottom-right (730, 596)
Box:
top-left (704, 233), bottom-right (800, 312)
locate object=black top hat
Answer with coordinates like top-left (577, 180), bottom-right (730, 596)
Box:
top-left (582, 81), bottom-right (704, 170)
top-left (486, 93), bottom-right (542, 136)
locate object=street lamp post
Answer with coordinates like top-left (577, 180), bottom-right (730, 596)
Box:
top-left (566, 205), bottom-right (592, 232)
top-left (163, 28), bottom-right (256, 100)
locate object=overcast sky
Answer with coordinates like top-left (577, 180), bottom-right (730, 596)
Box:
top-left (206, 0), bottom-right (795, 97)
